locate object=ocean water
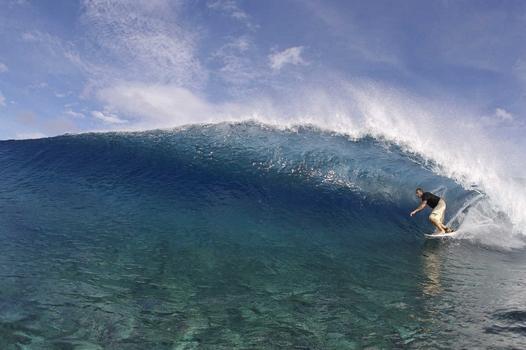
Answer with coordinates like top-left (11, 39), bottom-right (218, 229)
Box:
top-left (0, 122), bottom-right (525, 349)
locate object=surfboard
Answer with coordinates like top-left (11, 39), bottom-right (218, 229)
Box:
top-left (424, 231), bottom-right (457, 239)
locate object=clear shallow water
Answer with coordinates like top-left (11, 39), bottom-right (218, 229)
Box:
top-left (0, 122), bottom-right (525, 349)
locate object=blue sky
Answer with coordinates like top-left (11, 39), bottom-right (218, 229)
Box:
top-left (1, 0), bottom-right (526, 139)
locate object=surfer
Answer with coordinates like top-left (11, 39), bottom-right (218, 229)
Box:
top-left (410, 188), bottom-right (453, 234)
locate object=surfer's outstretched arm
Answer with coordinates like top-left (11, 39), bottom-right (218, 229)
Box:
top-left (410, 201), bottom-right (427, 217)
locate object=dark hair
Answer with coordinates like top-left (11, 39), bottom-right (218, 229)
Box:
top-left (416, 188), bottom-right (423, 192)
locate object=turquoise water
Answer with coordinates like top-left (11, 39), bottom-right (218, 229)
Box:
top-left (1, 123), bottom-right (525, 349)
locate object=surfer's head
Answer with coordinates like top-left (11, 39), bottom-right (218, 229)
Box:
top-left (415, 188), bottom-right (424, 198)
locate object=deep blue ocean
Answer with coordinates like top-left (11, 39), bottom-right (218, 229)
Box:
top-left (1, 122), bottom-right (525, 349)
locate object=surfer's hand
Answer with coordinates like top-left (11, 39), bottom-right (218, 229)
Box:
top-left (410, 211), bottom-right (416, 217)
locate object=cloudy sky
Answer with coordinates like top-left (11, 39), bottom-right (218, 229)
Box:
top-left (1, 0), bottom-right (525, 139)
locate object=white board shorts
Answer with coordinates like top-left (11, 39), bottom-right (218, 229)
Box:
top-left (429, 199), bottom-right (446, 224)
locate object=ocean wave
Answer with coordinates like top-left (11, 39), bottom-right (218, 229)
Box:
top-left (1, 121), bottom-right (521, 248)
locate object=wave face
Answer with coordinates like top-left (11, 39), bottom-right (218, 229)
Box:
top-left (1, 122), bottom-right (525, 348)
top-left (0, 122), bottom-right (476, 238)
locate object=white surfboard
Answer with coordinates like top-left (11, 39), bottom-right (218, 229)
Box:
top-left (424, 231), bottom-right (458, 239)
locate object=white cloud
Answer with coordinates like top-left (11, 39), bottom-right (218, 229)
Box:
top-left (0, 91), bottom-right (5, 107)
top-left (19, 30), bottom-right (86, 79)
top-left (223, 35), bottom-right (251, 53)
top-left (28, 82), bottom-right (49, 90)
top-left (81, 0), bottom-right (204, 87)
top-left (20, 31), bottom-right (66, 55)
top-left (208, 0), bottom-right (247, 20)
top-left (21, 31), bottom-right (38, 42)
top-left (480, 107), bottom-right (517, 126)
top-left (269, 46), bottom-right (308, 71)
top-left (0, 62), bottom-right (8, 73)
top-left (207, 0), bottom-right (257, 30)
top-left (91, 110), bottom-right (127, 124)
top-left (96, 83), bottom-right (220, 128)
top-left (64, 108), bottom-right (85, 119)
top-left (212, 36), bottom-right (266, 90)
top-left (495, 108), bottom-right (513, 122)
